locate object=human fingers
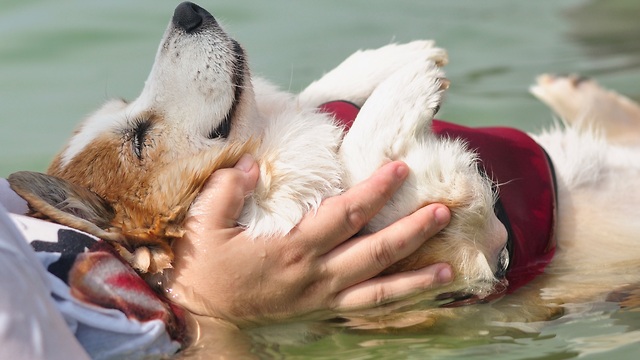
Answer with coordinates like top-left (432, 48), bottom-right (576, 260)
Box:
top-left (188, 154), bottom-right (260, 231)
top-left (295, 161), bottom-right (410, 253)
top-left (325, 203), bottom-right (451, 290)
top-left (330, 262), bottom-right (454, 312)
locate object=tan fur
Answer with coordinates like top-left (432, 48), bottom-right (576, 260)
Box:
top-left (15, 137), bottom-right (257, 272)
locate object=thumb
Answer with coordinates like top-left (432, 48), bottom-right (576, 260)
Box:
top-left (190, 154), bottom-right (259, 230)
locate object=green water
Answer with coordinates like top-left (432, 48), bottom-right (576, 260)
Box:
top-left (1, 0), bottom-right (640, 358)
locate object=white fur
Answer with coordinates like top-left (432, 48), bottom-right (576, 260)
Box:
top-left (60, 100), bottom-right (128, 167)
top-left (240, 104), bottom-right (344, 237)
top-left (533, 124), bottom-right (640, 271)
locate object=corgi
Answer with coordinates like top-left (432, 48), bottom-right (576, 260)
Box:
top-left (9, 1), bottom-right (640, 328)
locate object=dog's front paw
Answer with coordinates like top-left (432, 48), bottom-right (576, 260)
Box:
top-left (359, 57), bottom-right (448, 141)
top-left (383, 57), bottom-right (449, 125)
top-left (341, 40), bottom-right (448, 75)
top-left (299, 40), bottom-right (448, 108)
top-left (340, 58), bottom-right (449, 186)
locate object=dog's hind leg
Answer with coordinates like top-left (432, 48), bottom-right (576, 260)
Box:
top-left (298, 41), bottom-right (447, 108)
top-left (531, 74), bottom-right (640, 146)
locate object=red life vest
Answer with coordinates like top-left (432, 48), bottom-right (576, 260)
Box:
top-left (319, 101), bottom-right (557, 293)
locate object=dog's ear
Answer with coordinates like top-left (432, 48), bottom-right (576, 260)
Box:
top-left (7, 171), bottom-right (123, 242)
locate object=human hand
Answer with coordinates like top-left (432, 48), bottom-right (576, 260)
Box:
top-left (164, 154), bottom-right (453, 327)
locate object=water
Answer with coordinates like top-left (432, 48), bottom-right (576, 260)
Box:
top-left (1, 0), bottom-right (640, 358)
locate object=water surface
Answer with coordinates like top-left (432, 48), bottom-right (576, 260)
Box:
top-left (1, 0), bottom-right (639, 358)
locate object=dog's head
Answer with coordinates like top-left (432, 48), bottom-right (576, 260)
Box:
top-left (49, 2), bottom-right (259, 183)
top-left (9, 2), bottom-right (260, 272)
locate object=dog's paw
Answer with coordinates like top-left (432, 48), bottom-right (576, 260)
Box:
top-left (361, 57), bottom-right (448, 139)
top-left (531, 74), bottom-right (640, 146)
top-left (530, 74), bottom-right (599, 124)
top-left (298, 40), bottom-right (448, 108)
top-left (340, 58), bottom-right (448, 185)
top-left (339, 40), bottom-right (448, 74)
top-left (391, 56), bottom-right (448, 116)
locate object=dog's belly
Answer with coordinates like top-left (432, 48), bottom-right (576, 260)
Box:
top-left (535, 129), bottom-right (640, 305)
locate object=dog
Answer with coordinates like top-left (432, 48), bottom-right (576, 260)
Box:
top-left (9, 1), bottom-right (640, 329)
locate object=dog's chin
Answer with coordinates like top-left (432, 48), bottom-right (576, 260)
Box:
top-left (436, 278), bottom-right (509, 308)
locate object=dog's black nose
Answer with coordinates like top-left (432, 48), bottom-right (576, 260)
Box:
top-left (173, 2), bottom-right (213, 33)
